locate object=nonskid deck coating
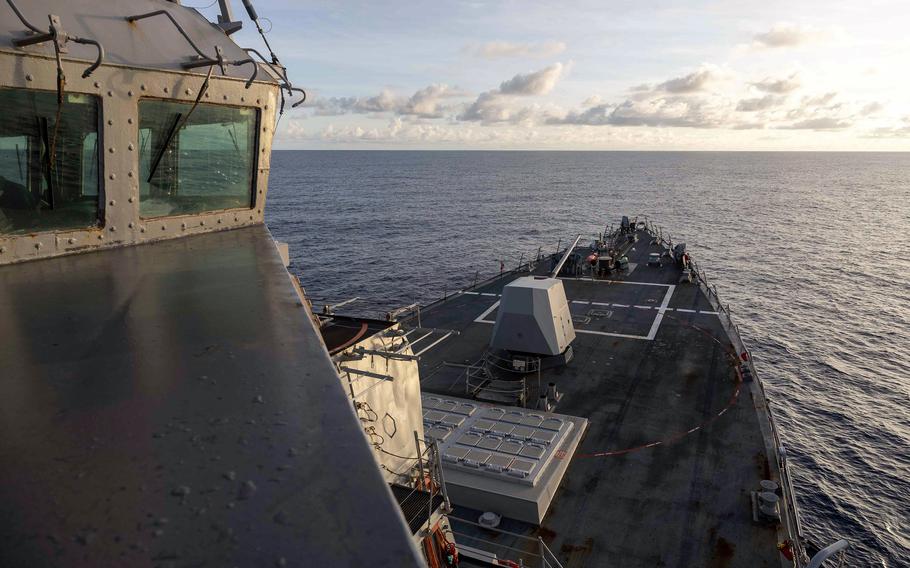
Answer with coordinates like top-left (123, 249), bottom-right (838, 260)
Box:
top-left (411, 231), bottom-right (783, 567)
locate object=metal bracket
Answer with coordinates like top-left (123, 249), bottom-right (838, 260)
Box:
top-left (6, 3), bottom-right (105, 78)
top-left (352, 347), bottom-right (420, 362)
top-left (216, 0), bottom-right (243, 35)
top-left (339, 366), bottom-right (394, 382)
top-left (126, 10), bottom-right (257, 87)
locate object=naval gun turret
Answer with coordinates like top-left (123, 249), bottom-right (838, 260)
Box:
top-left (490, 235), bottom-right (579, 366)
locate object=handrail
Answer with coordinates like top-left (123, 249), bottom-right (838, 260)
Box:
top-left (126, 10), bottom-right (209, 59)
top-left (645, 221), bottom-right (830, 565)
top-left (243, 47), bottom-right (307, 107)
top-left (3, 0), bottom-right (41, 33)
top-left (448, 514), bottom-right (564, 568)
top-left (126, 10), bottom-right (258, 87)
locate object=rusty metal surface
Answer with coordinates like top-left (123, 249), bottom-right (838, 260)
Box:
top-left (0, 225), bottom-right (423, 567)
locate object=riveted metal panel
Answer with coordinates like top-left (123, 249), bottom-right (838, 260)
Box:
top-left (0, 51), bottom-right (280, 265)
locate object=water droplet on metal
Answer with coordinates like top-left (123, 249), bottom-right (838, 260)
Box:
top-left (223, 471), bottom-right (236, 481)
top-left (237, 480), bottom-right (257, 500)
top-left (273, 510), bottom-right (290, 525)
top-left (253, 395), bottom-right (264, 404)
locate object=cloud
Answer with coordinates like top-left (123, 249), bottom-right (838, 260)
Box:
top-left (307, 84), bottom-right (466, 118)
top-left (751, 73), bottom-right (801, 94)
top-left (459, 63), bottom-right (566, 123)
top-left (656, 66), bottom-right (719, 94)
top-left (553, 96), bottom-right (729, 128)
top-left (498, 63), bottom-right (564, 95)
top-left (781, 117), bottom-right (852, 130)
top-left (468, 41), bottom-right (566, 59)
top-left (860, 102), bottom-right (884, 116)
top-left (459, 92), bottom-right (512, 122)
top-left (736, 95), bottom-right (785, 112)
top-left (752, 23), bottom-right (832, 48)
top-left (866, 117), bottom-right (910, 138)
top-left (401, 84), bottom-right (469, 117)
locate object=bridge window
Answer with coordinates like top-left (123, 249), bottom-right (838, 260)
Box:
top-left (0, 89), bottom-right (100, 235)
top-left (138, 100), bottom-right (257, 218)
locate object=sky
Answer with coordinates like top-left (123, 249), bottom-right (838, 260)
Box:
top-left (198, 0), bottom-right (910, 150)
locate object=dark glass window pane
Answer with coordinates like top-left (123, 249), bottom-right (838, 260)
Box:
top-left (138, 100), bottom-right (257, 218)
top-left (0, 89), bottom-right (100, 235)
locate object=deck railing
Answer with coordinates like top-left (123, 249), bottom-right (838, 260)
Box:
top-left (386, 433), bottom-right (452, 535)
top-left (647, 223), bottom-right (812, 566)
top-left (448, 514), bottom-right (565, 568)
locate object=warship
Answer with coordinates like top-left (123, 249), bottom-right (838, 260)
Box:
top-left (0, 1), bottom-right (850, 566)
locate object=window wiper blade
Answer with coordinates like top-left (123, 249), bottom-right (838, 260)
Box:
top-left (146, 65), bottom-right (214, 183)
top-left (146, 112), bottom-right (182, 183)
top-left (36, 116), bottom-right (55, 210)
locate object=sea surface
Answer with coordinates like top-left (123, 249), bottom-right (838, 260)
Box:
top-left (266, 151), bottom-right (910, 566)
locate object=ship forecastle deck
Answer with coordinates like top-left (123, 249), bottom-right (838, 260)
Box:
top-left (410, 228), bottom-right (790, 568)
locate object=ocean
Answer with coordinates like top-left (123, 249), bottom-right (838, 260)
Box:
top-left (266, 150), bottom-right (910, 566)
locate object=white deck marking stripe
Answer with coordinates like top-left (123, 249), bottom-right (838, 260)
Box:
top-left (406, 332), bottom-right (434, 348)
top-left (675, 308), bottom-right (696, 313)
top-left (646, 284), bottom-right (676, 340)
top-left (473, 300), bottom-right (501, 323)
top-left (413, 332), bottom-right (454, 357)
top-left (575, 329), bottom-right (649, 339)
top-left (700, 310), bottom-right (718, 315)
top-left (481, 293), bottom-right (499, 297)
top-left (557, 277), bottom-right (671, 287)
top-left (463, 291), bottom-right (480, 295)
top-left (571, 300), bottom-right (612, 307)
top-left (634, 305), bottom-right (653, 310)
top-left (472, 318), bottom-right (651, 340)
top-left (612, 303), bottom-right (629, 308)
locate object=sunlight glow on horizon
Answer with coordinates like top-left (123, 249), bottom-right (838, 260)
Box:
top-left (209, 0), bottom-right (910, 150)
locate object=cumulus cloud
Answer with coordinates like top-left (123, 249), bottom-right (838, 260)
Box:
top-left (860, 102), bottom-right (884, 116)
top-left (468, 40), bottom-right (566, 59)
top-left (401, 84), bottom-right (469, 117)
top-left (498, 63), bottom-right (564, 95)
top-left (781, 117), bottom-right (852, 130)
top-left (459, 63), bottom-right (566, 123)
top-left (866, 117), bottom-right (910, 138)
top-left (300, 57), bottom-right (883, 142)
top-left (459, 92), bottom-right (512, 123)
top-left (656, 66), bottom-right (719, 94)
top-left (553, 96), bottom-right (729, 128)
top-left (751, 73), bottom-right (801, 94)
top-left (736, 95), bottom-right (785, 112)
top-left (775, 92), bottom-right (854, 129)
top-left (752, 23), bottom-right (832, 48)
top-left (307, 84), bottom-right (466, 118)
top-left (309, 90), bottom-right (401, 115)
